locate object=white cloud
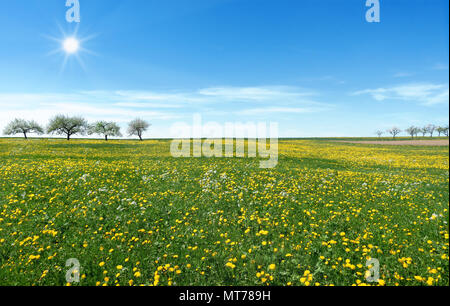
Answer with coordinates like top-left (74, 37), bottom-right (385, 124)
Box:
top-left (432, 63), bottom-right (449, 71)
top-left (238, 106), bottom-right (328, 116)
top-left (113, 102), bottom-right (183, 108)
top-left (393, 72), bottom-right (413, 78)
top-left (0, 86), bottom-right (325, 114)
top-left (353, 83), bottom-right (449, 106)
top-left (0, 86), bottom-right (330, 138)
top-left (0, 92), bottom-right (181, 138)
top-left (296, 75), bottom-right (346, 84)
top-left (198, 86), bottom-right (316, 101)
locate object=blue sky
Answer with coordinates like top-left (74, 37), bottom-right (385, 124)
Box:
top-left (0, 0), bottom-right (448, 138)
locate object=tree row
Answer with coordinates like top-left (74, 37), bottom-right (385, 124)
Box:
top-left (377, 124), bottom-right (449, 139)
top-left (3, 115), bottom-right (151, 141)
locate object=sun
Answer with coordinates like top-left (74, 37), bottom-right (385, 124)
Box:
top-left (44, 24), bottom-right (97, 72)
top-left (63, 37), bottom-right (80, 54)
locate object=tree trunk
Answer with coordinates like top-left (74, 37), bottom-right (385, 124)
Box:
top-left (23, 132), bottom-right (27, 140)
top-left (105, 135), bottom-right (108, 141)
top-left (67, 134), bottom-right (70, 141)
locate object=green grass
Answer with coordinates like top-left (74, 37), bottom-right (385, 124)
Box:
top-left (0, 138), bottom-right (448, 286)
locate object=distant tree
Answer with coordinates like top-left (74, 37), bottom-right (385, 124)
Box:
top-left (387, 127), bottom-right (402, 139)
top-left (436, 125), bottom-right (448, 137)
top-left (47, 115), bottom-right (87, 141)
top-left (443, 125), bottom-right (449, 137)
top-left (127, 118), bottom-right (150, 141)
top-left (88, 121), bottom-right (122, 141)
top-left (3, 119), bottom-right (44, 139)
top-left (420, 127), bottom-right (427, 137)
top-left (425, 124), bottom-right (436, 137)
top-left (375, 130), bottom-right (383, 138)
top-left (405, 126), bottom-right (417, 139)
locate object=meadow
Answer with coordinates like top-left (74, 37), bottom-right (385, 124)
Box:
top-left (0, 138), bottom-right (448, 286)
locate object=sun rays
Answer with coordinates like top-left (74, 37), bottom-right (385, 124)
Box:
top-left (44, 23), bottom-right (98, 73)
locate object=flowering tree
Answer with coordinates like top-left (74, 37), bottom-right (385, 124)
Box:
top-left (88, 121), bottom-right (122, 141)
top-left (47, 115), bottom-right (87, 140)
top-left (127, 118), bottom-right (150, 141)
top-left (3, 119), bottom-right (44, 139)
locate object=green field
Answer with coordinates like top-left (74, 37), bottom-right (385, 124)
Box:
top-left (0, 138), bottom-right (448, 286)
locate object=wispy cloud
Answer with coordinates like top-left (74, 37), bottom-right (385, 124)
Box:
top-left (83, 86), bottom-right (320, 106)
top-left (0, 91), bottom-right (183, 135)
top-left (432, 63), bottom-right (449, 71)
top-left (0, 86), bottom-right (326, 111)
top-left (197, 86), bottom-right (316, 102)
top-left (238, 106), bottom-right (329, 116)
top-left (0, 86), bottom-right (330, 136)
top-left (393, 72), bottom-right (414, 78)
top-left (113, 102), bottom-right (183, 108)
top-left (296, 75), bottom-right (346, 85)
top-left (353, 83), bottom-right (449, 106)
